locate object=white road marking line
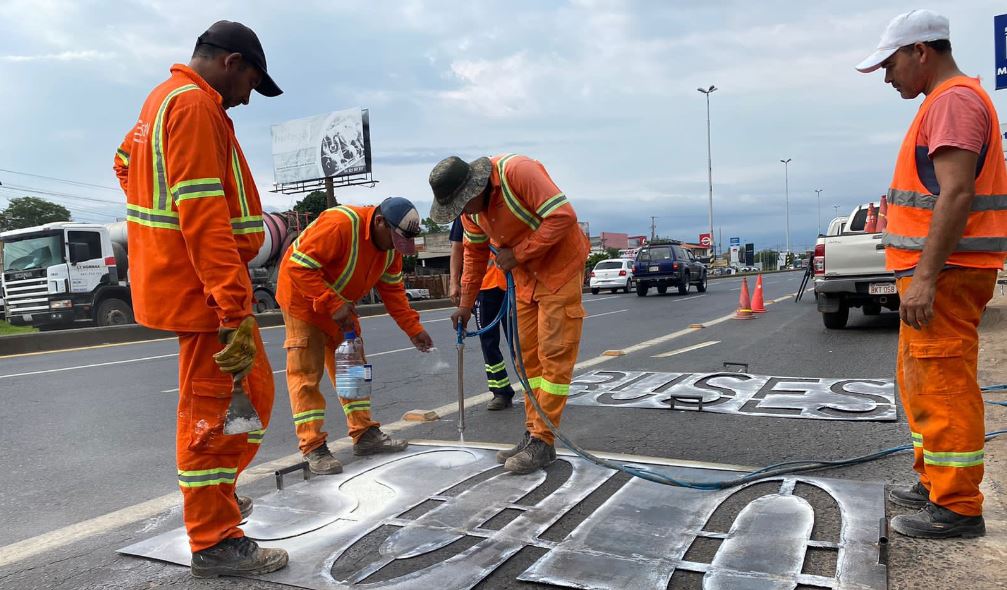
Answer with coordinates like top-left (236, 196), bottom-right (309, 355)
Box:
top-left (652, 340), bottom-right (720, 358)
top-left (161, 346), bottom-right (422, 391)
top-left (0, 305), bottom-right (745, 566)
top-left (672, 295), bottom-right (707, 302)
top-left (0, 353), bottom-right (178, 380)
top-left (585, 295), bottom-right (619, 303)
top-left (586, 309), bottom-right (627, 319)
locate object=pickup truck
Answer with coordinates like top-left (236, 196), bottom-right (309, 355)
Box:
top-left (813, 203), bottom-right (898, 329)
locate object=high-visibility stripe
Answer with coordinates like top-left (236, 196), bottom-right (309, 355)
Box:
top-left (380, 271), bottom-right (403, 284)
top-left (231, 215), bottom-right (264, 235)
top-left (536, 193), bottom-right (568, 218)
top-left (247, 429), bottom-right (265, 444)
top-left (485, 361), bottom-right (507, 373)
top-left (116, 148), bottom-right (130, 166)
top-left (884, 233), bottom-right (1007, 252)
top-left (497, 154), bottom-right (541, 231)
top-left (888, 188), bottom-right (1007, 212)
top-left (923, 448), bottom-right (984, 468)
top-left (293, 409), bottom-right (325, 425)
top-left (177, 466), bottom-right (237, 488)
top-left (290, 241), bottom-right (323, 270)
top-left (911, 432), bottom-right (923, 448)
top-left (171, 178), bottom-right (225, 202)
top-left (231, 147), bottom-right (250, 218)
top-left (525, 376), bottom-right (569, 395)
top-left (126, 203), bottom-right (180, 230)
top-left (538, 379), bottom-right (570, 396)
top-left (329, 206), bottom-right (360, 294)
top-left (464, 230), bottom-right (489, 243)
top-left (342, 400), bottom-right (371, 415)
top-left (151, 84), bottom-right (200, 211)
top-left (487, 377), bottom-right (511, 389)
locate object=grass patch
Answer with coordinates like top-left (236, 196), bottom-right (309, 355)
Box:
top-left (0, 320), bottom-right (37, 335)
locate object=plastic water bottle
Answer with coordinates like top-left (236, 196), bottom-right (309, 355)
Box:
top-left (335, 331), bottom-right (372, 400)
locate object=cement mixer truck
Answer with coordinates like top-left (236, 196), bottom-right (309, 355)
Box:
top-left (0, 212), bottom-right (297, 329)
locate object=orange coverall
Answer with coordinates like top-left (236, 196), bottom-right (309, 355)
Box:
top-left (460, 154), bottom-right (590, 445)
top-left (886, 76), bottom-right (1007, 516)
top-left (114, 64), bottom-right (271, 552)
top-left (275, 205), bottom-right (424, 451)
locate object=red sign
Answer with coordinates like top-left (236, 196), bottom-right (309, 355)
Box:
top-left (699, 233), bottom-right (712, 247)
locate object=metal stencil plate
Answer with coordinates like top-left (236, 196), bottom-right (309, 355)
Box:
top-left (120, 444), bottom-right (887, 589)
top-left (566, 370), bottom-right (897, 421)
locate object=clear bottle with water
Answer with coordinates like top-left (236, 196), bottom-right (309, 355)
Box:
top-left (335, 331), bottom-right (372, 400)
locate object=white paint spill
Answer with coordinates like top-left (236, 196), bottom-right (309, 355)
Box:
top-left (223, 417), bottom-right (262, 435)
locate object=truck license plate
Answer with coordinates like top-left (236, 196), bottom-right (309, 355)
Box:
top-left (868, 283), bottom-right (896, 295)
top-left (649, 266), bottom-right (659, 272)
top-left (22, 314), bottom-right (32, 322)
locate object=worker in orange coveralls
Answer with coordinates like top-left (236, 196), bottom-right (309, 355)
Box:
top-left (429, 154), bottom-right (590, 474)
top-left (113, 21), bottom-right (288, 578)
top-left (856, 9), bottom-right (1007, 539)
top-left (275, 198), bottom-right (434, 475)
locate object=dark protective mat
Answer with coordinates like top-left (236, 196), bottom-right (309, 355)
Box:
top-left (120, 443), bottom-right (887, 589)
top-left (567, 370), bottom-right (897, 421)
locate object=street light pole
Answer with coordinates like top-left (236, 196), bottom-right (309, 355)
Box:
top-left (780, 158), bottom-right (792, 257)
top-left (698, 85), bottom-right (717, 258)
top-left (814, 189), bottom-right (823, 235)
top-left (833, 204), bottom-right (840, 219)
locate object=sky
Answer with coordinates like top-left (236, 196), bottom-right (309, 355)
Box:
top-left (1, 0), bottom-right (1006, 252)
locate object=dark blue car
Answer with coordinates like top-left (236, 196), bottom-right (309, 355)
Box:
top-left (633, 242), bottom-right (707, 296)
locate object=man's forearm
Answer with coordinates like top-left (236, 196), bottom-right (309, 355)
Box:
top-left (449, 241), bottom-right (463, 287)
top-left (914, 188), bottom-right (974, 282)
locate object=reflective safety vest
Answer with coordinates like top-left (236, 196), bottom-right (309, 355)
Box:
top-left (884, 75), bottom-right (1007, 271)
top-left (275, 205), bottom-right (423, 341)
top-left (114, 64), bottom-right (264, 332)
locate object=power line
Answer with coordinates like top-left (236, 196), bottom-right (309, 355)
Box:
top-left (0, 184), bottom-right (124, 206)
top-left (0, 168), bottom-right (120, 192)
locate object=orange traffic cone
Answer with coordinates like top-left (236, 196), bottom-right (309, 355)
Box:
top-left (751, 275), bottom-right (766, 313)
top-left (877, 195), bottom-right (888, 232)
top-left (734, 277), bottom-right (755, 320)
top-left (865, 203), bottom-right (877, 233)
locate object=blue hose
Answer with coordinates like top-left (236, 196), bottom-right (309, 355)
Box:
top-left (455, 253), bottom-right (1005, 490)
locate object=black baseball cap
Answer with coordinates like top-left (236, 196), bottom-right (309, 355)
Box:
top-left (196, 20), bottom-right (282, 97)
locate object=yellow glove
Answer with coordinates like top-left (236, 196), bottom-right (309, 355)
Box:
top-left (213, 316), bottom-right (258, 376)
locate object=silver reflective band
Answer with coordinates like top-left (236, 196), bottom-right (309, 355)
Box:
top-left (883, 233), bottom-right (1007, 252)
top-left (887, 188), bottom-right (1007, 212)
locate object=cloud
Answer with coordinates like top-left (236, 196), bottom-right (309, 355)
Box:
top-left (0, 50), bottom-right (114, 62)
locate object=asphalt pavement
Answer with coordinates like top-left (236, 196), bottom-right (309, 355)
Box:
top-left (0, 270), bottom-right (919, 589)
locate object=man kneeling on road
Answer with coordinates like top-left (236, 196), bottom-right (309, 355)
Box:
top-left (429, 154), bottom-right (590, 474)
top-left (857, 10), bottom-right (1007, 538)
top-left (276, 197), bottom-right (434, 475)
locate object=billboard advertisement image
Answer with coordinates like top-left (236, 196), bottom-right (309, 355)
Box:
top-left (271, 108), bottom-right (372, 184)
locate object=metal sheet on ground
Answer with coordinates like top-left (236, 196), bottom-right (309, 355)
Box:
top-left (567, 370), bottom-right (897, 421)
top-left (119, 444), bottom-right (887, 589)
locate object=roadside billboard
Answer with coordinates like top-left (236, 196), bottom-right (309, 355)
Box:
top-left (996, 13), bottom-right (1007, 90)
top-left (271, 108), bottom-right (372, 184)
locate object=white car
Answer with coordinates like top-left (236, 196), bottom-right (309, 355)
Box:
top-left (589, 259), bottom-right (634, 294)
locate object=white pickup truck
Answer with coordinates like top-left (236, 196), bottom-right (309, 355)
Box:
top-left (813, 203), bottom-right (898, 329)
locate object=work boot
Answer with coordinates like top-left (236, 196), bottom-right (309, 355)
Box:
top-left (353, 427), bottom-right (408, 456)
top-left (504, 437), bottom-right (556, 475)
top-left (487, 394), bottom-right (513, 411)
top-left (190, 536), bottom-right (288, 578)
top-left (304, 443), bottom-right (343, 475)
top-left (890, 502), bottom-right (986, 539)
top-left (235, 494), bottom-right (253, 520)
top-left (888, 481), bottom-right (929, 509)
top-left (496, 431), bottom-right (531, 464)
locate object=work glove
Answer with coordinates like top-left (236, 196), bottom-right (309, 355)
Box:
top-left (213, 316), bottom-right (257, 377)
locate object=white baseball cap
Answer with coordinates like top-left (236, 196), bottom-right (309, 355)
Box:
top-left (855, 9), bottom-right (950, 73)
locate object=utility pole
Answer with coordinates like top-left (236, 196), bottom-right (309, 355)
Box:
top-left (324, 176), bottom-right (337, 207)
top-left (780, 158), bottom-right (792, 257)
top-left (833, 203), bottom-right (840, 218)
top-left (697, 85), bottom-right (717, 258)
top-left (650, 216), bottom-right (657, 242)
top-left (814, 189), bottom-right (823, 235)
